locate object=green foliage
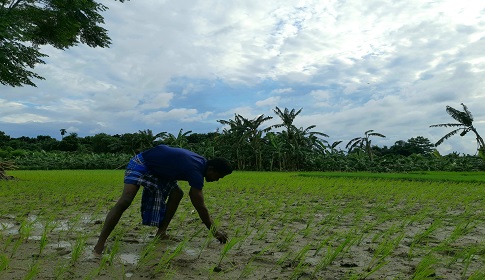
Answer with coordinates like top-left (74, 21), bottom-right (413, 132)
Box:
top-left (0, 104), bottom-right (483, 172)
top-left (2, 170), bottom-right (485, 278)
top-left (431, 103), bottom-right (485, 154)
top-left (0, 0), bottom-right (115, 87)
top-left (13, 151), bottom-right (130, 170)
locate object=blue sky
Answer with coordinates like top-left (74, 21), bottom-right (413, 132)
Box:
top-left (1, 0), bottom-right (485, 154)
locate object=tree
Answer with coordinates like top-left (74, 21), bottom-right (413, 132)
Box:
top-left (405, 136), bottom-right (435, 155)
top-left (346, 130), bottom-right (386, 161)
top-left (58, 132), bottom-right (79, 151)
top-left (326, 141), bottom-right (343, 154)
top-left (388, 136), bottom-right (435, 156)
top-left (272, 107), bottom-right (328, 170)
top-left (430, 103), bottom-right (485, 157)
top-left (218, 114), bottom-right (274, 170)
top-left (0, 0), bottom-right (126, 87)
top-left (240, 114), bottom-right (274, 170)
top-left (217, 114), bottom-right (250, 170)
top-left (164, 129), bottom-right (192, 148)
top-left (60, 128), bottom-right (67, 139)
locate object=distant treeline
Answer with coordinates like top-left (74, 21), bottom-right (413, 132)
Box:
top-left (1, 128), bottom-right (483, 172)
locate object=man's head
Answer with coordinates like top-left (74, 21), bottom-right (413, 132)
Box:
top-left (205, 158), bottom-right (233, 182)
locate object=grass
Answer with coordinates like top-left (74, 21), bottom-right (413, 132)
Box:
top-left (1, 170), bottom-right (485, 279)
top-left (300, 170), bottom-right (485, 182)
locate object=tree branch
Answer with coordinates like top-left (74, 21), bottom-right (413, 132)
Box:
top-left (8, 0), bottom-right (23, 10)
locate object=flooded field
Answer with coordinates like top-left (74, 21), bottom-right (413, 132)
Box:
top-left (1, 170), bottom-right (485, 279)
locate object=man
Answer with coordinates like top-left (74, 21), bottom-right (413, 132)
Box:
top-left (94, 144), bottom-right (233, 254)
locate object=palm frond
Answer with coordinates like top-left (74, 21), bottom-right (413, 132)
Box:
top-left (368, 132), bottom-right (386, 138)
top-left (346, 137), bottom-right (362, 149)
top-left (446, 106), bottom-right (473, 126)
top-left (434, 128), bottom-right (463, 146)
top-left (331, 141), bottom-right (342, 149)
top-left (312, 131), bottom-right (329, 138)
top-left (429, 123), bottom-right (464, 128)
top-left (461, 103), bottom-right (474, 120)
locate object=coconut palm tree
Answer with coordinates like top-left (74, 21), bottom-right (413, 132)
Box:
top-left (60, 128), bottom-right (67, 139)
top-left (430, 103), bottom-right (485, 157)
top-left (346, 130), bottom-right (386, 161)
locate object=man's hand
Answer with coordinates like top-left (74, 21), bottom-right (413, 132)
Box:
top-left (214, 230), bottom-right (228, 244)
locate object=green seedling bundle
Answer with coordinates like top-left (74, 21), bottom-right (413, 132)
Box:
top-left (1, 170), bottom-right (485, 279)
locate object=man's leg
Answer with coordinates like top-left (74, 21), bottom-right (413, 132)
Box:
top-left (94, 184), bottom-right (139, 254)
top-left (156, 185), bottom-right (184, 239)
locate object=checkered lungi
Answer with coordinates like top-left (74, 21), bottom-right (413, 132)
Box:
top-left (124, 154), bottom-right (178, 227)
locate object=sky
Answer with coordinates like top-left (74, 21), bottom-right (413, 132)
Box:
top-left (2, 0), bottom-right (485, 155)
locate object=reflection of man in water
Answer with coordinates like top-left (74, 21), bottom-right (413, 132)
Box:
top-left (94, 144), bottom-right (233, 254)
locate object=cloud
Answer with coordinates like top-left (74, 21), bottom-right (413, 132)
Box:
top-left (0, 99), bottom-right (26, 113)
top-left (271, 88), bottom-right (294, 94)
top-left (142, 108), bottom-right (212, 124)
top-left (256, 96), bottom-right (280, 107)
top-left (1, 0), bottom-right (484, 155)
top-left (0, 114), bottom-right (51, 124)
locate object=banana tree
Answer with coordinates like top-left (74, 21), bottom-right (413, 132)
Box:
top-left (346, 130), bottom-right (386, 161)
top-left (218, 114), bottom-right (274, 170)
top-left (430, 103), bottom-right (485, 159)
top-left (164, 129), bottom-right (192, 148)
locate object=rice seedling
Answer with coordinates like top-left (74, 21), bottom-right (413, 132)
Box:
top-left (24, 260), bottom-right (40, 280)
top-left (215, 237), bottom-right (243, 269)
top-left (408, 219), bottom-right (442, 258)
top-left (70, 235), bottom-right (87, 265)
top-left (311, 232), bottom-right (356, 277)
top-left (411, 253), bottom-right (438, 279)
top-left (155, 237), bottom-right (188, 273)
top-left (359, 228), bottom-right (405, 279)
top-left (106, 234), bottom-right (122, 264)
top-left (2, 234), bottom-right (13, 252)
top-left (0, 254), bottom-right (9, 271)
top-left (198, 228), bottom-right (216, 259)
top-left (10, 236), bottom-right (23, 258)
top-left (461, 246), bottom-right (478, 278)
top-left (135, 238), bottom-right (159, 270)
top-left (38, 219), bottom-right (54, 257)
top-left (54, 260), bottom-right (70, 280)
top-left (276, 228), bottom-right (297, 251)
top-left (2, 170), bottom-right (485, 279)
top-left (239, 244), bottom-right (274, 278)
top-left (289, 243), bottom-right (312, 279)
top-left (18, 217), bottom-right (34, 241)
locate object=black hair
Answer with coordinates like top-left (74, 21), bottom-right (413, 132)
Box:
top-left (207, 158), bottom-right (233, 175)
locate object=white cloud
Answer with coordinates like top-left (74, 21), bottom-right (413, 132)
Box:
top-left (0, 114), bottom-right (50, 124)
top-left (0, 99), bottom-right (26, 113)
top-left (1, 0), bottom-right (485, 154)
top-left (271, 88), bottom-right (294, 94)
top-left (256, 96), bottom-right (280, 107)
top-left (142, 108), bottom-right (212, 124)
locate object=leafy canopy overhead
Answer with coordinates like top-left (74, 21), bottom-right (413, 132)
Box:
top-left (0, 0), bottom-right (127, 87)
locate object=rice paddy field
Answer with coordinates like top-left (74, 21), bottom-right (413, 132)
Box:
top-left (1, 170), bottom-right (485, 279)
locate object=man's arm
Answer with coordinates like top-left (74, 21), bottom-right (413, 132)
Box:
top-left (189, 187), bottom-right (227, 243)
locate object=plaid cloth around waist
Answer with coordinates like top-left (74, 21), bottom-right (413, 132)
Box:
top-left (124, 154), bottom-right (178, 226)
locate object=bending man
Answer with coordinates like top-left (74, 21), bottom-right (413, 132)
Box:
top-left (94, 144), bottom-right (233, 254)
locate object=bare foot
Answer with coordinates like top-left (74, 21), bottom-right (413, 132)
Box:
top-left (93, 244), bottom-right (104, 255)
